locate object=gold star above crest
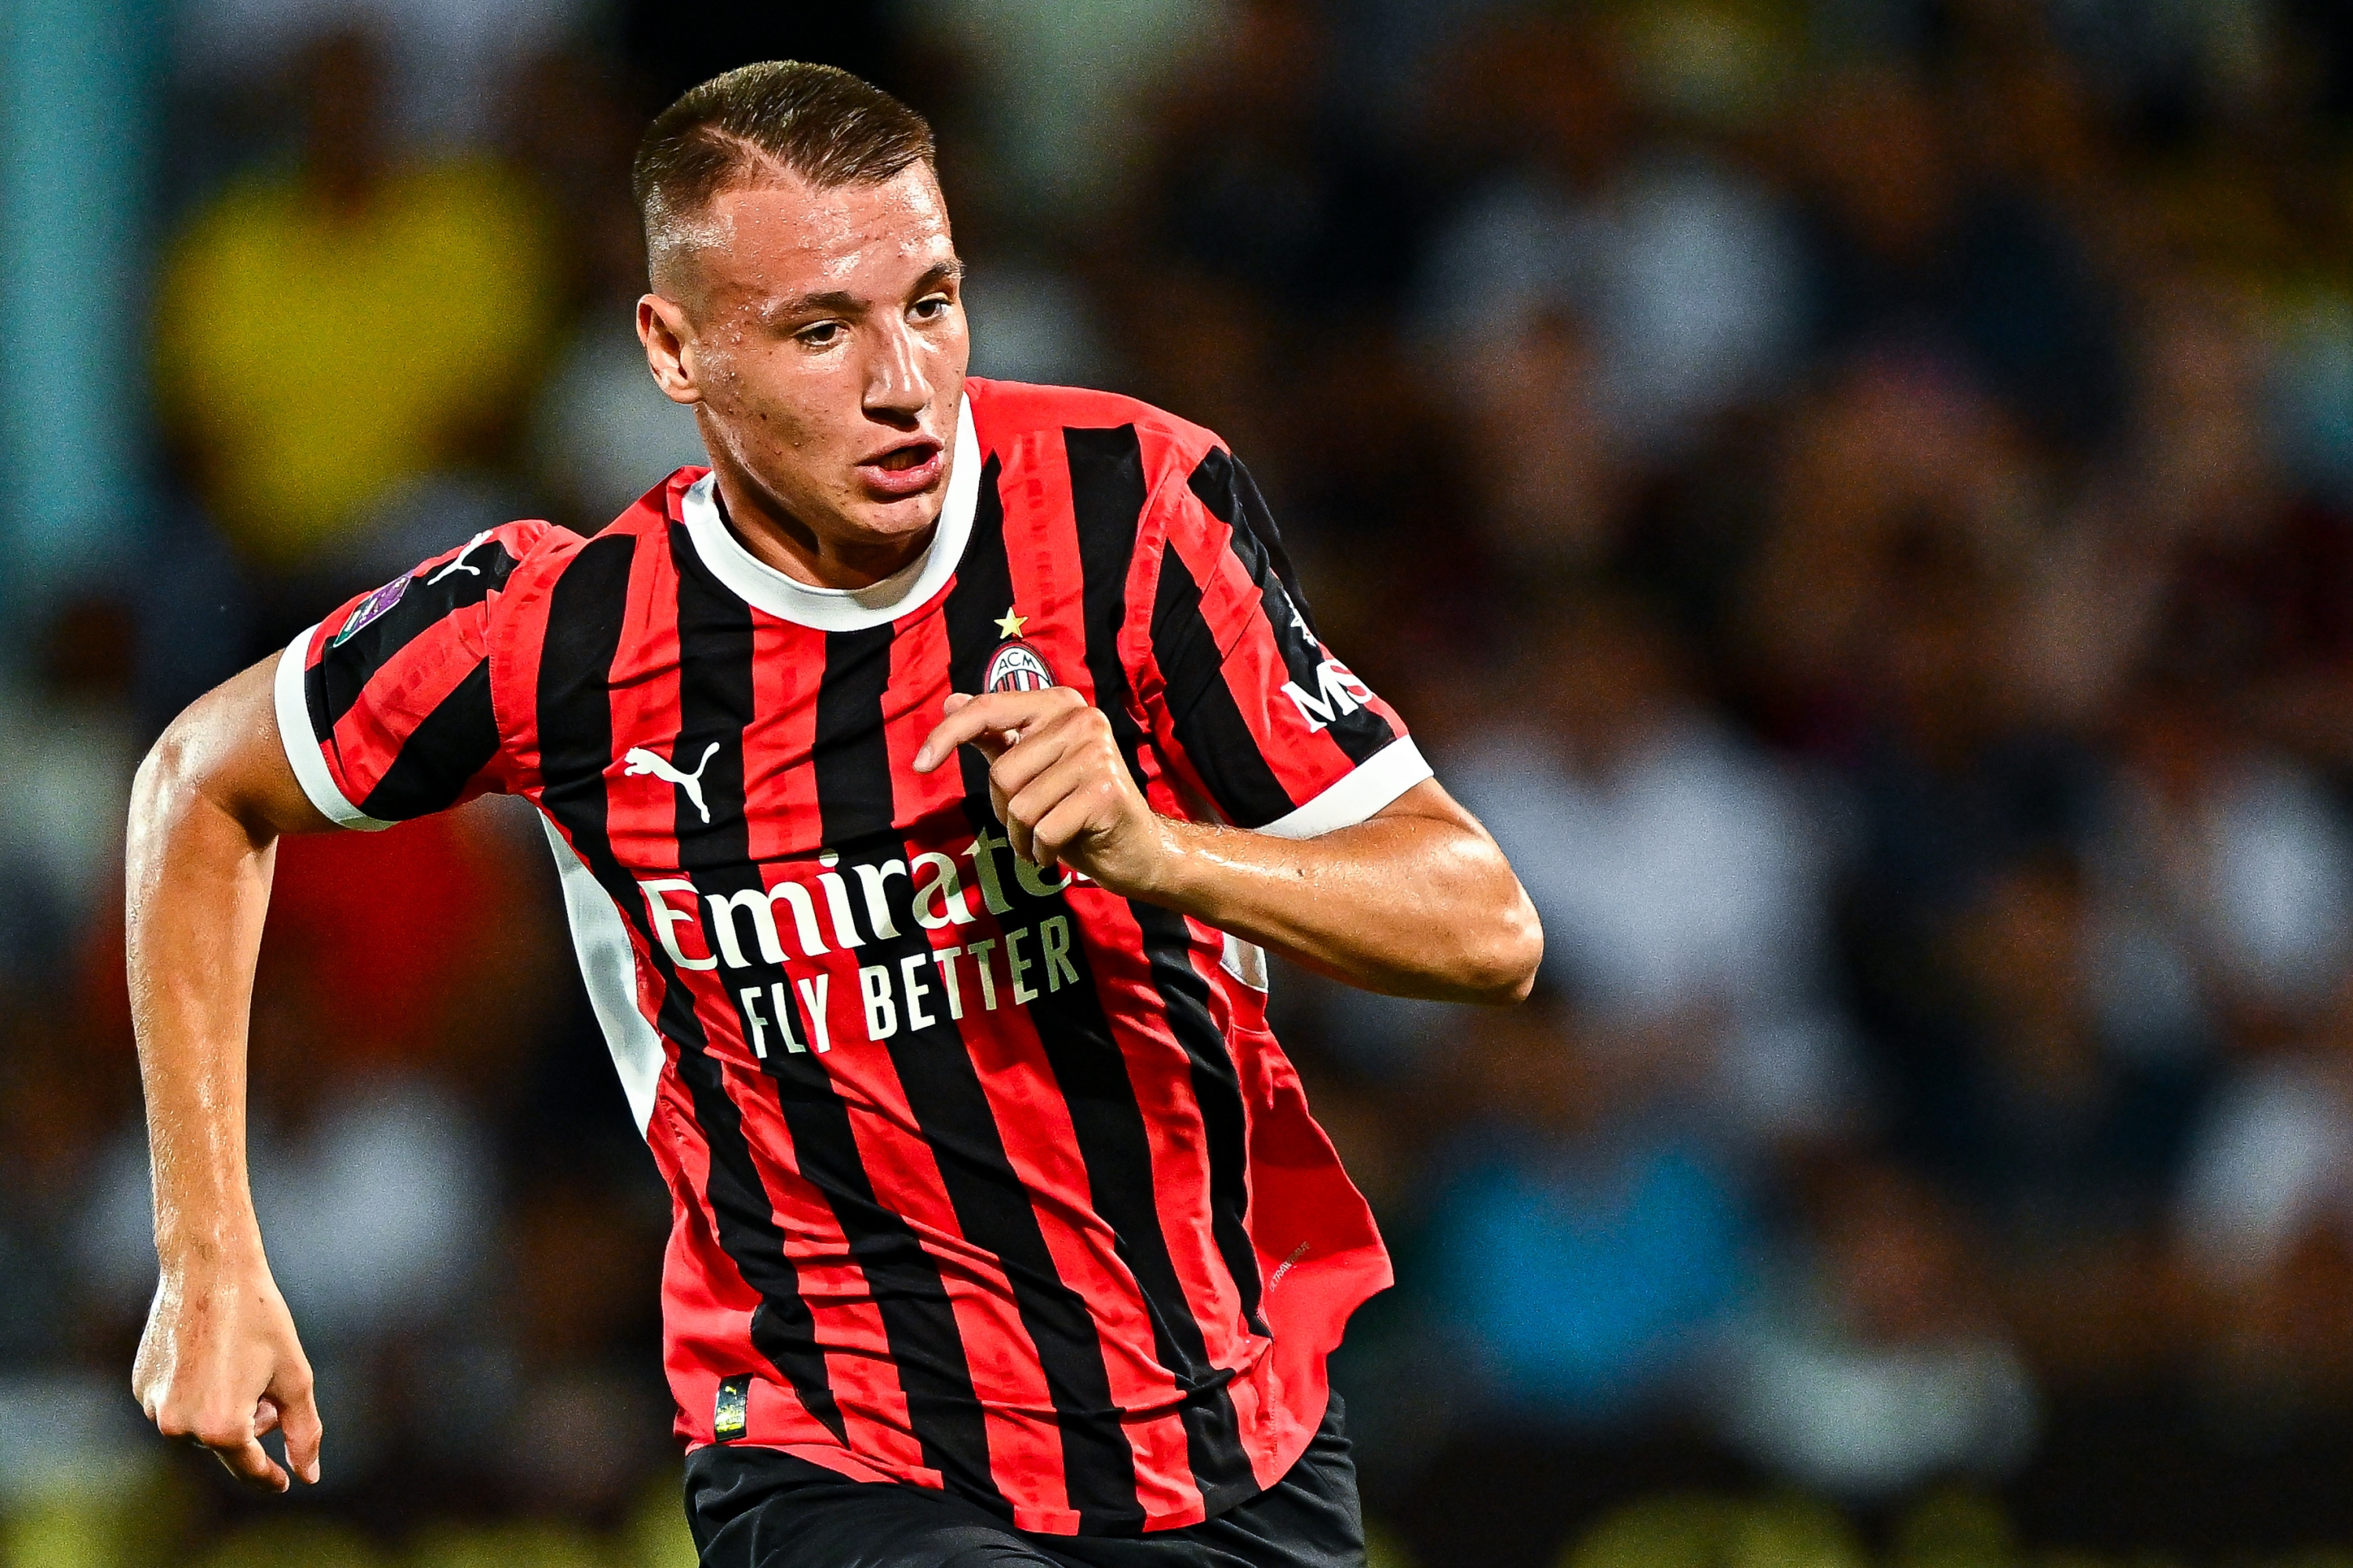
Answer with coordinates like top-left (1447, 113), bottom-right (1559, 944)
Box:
top-left (995, 607), bottom-right (1027, 639)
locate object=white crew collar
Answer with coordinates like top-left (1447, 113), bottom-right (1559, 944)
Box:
top-left (681, 395), bottom-right (979, 631)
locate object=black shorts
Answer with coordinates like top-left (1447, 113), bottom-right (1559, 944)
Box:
top-left (685, 1395), bottom-right (1365, 1568)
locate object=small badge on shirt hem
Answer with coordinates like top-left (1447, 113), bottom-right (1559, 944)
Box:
top-left (714, 1374), bottom-right (751, 1442)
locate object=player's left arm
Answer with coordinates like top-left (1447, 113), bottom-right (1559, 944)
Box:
top-left (915, 688), bottom-right (1541, 1003)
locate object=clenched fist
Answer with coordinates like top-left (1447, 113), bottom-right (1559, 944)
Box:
top-left (134, 1254), bottom-right (322, 1492)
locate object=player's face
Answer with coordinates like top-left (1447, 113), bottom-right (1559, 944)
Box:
top-left (640, 165), bottom-right (968, 565)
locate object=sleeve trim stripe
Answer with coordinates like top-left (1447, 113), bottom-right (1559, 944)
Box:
top-left (274, 626), bottom-right (394, 831)
top-left (1255, 736), bottom-right (1434, 841)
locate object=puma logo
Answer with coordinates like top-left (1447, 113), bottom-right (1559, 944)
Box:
top-left (624, 741), bottom-right (722, 824)
top-left (427, 529), bottom-right (496, 585)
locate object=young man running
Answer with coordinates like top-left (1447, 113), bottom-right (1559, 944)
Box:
top-left (127, 62), bottom-right (1540, 1567)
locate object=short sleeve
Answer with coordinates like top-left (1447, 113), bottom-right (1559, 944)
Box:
top-left (1137, 447), bottom-right (1431, 837)
top-left (275, 521), bottom-right (553, 828)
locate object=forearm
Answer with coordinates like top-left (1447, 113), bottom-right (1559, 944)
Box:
top-left (125, 658), bottom-right (336, 1490)
top-left (128, 743), bottom-right (278, 1261)
top-left (1141, 805), bottom-right (1542, 1003)
top-left (916, 691), bottom-right (1543, 1003)
top-left (127, 657), bottom-right (328, 1263)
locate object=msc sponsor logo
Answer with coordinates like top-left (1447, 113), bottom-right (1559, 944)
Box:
top-left (1281, 657), bottom-right (1373, 733)
top-left (633, 824), bottom-right (1085, 1054)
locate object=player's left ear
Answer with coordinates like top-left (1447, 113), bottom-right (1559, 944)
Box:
top-left (638, 293), bottom-right (703, 406)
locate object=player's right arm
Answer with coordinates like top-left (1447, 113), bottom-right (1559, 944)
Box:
top-left (126, 655), bottom-right (336, 1490)
top-left (126, 520), bottom-right (550, 1490)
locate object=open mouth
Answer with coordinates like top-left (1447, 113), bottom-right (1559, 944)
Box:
top-left (857, 438), bottom-right (946, 497)
top-left (872, 443), bottom-right (936, 472)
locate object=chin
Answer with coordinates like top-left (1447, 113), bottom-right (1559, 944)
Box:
top-left (845, 486), bottom-right (948, 540)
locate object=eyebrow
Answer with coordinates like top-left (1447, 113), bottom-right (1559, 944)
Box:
top-left (766, 260), bottom-right (965, 323)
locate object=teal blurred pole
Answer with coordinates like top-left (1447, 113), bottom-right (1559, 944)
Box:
top-left (0, 0), bottom-right (162, 633)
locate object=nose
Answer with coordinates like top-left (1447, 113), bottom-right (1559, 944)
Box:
top-left (863, 315), bottom-right (932, 429)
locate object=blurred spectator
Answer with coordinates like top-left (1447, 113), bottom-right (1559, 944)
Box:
top-left (913, 0), bottom-right (1227, 227)
top-left (155, 28), bottom-right (556, 595)
top-left (2181, 969), bottom-right (2353, 1286)
top-left (1413, 15), bottom-right (1801, 496)
top-left (1450, 592), bottom-right (1849, 1140)
top-left (0, 600), bottom-right (141, 981)
top-left (1134, 0), bottom-right (1429, 322)
top-left (1787, 66), bottom-right (2124, 454)
top-left (1923, 854), bottom-right (2209, 1253)
top-left (176, 0), bottom-right (587, 147)
top-left (2091, 680), bottom-right (2353, 1037)
top-left (1723, 1160), bottom-right (2036, 1500)
top-left (77, 1068), bottom-right (494, 1486)
top-left (1419, 998), bottom-right (1757, 1424)
top-left (492, 1182), bottom-right (670, 1515)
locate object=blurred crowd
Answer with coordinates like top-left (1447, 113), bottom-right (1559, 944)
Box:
top-left (8, 0), bottom-right (2353, 1564)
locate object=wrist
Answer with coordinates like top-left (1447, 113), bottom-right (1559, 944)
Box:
top-left (155, 1210), bottom-right (267, 1275)
top-left (1132, 813), bottom-right (1209, 907)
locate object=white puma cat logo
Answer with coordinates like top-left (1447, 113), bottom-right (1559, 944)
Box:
top-left (624, 741), bottom-right (722, 824)
top-left (427, 529), bottom-right (496, 584)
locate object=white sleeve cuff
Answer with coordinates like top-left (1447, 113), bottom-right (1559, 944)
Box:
top-left (274, 625), bottom-right (393, 831)
top-left (1255, 737), bottom-right (1434, 840)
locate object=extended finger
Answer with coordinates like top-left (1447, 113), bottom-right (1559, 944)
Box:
top-left (915, 689), bottom-right (1081, 772)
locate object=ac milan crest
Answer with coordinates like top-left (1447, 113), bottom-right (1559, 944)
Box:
top-left (985, 639), bottom-right (1056, 693)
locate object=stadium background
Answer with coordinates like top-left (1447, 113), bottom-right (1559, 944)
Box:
top-left (9, 0), bottom-right (2353, 1563)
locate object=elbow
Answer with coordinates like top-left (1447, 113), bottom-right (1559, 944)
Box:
top-left (128, 719), bottom-right (205, 866)
top-left (129, 694), bottom-right (254, 849)
top-left (132, 722), bottom-right (194, 817)
top-left (1447, 882), bottom-right (1544, 1005)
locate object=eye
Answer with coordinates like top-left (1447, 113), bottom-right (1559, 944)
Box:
top-left (911, 293), bottom-right (953, 320)
top-left (797, 321), bottom-right (843, 347)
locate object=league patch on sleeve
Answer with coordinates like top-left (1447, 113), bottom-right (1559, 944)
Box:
top-left (330, 571), bottom-right (413, 647)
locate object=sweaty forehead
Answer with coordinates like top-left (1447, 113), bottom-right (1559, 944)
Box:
top-left (667, 166), bottom-right (953, 316)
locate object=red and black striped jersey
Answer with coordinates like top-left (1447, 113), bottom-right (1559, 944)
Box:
top-left (273, 379), bottom-right (1427, 1534)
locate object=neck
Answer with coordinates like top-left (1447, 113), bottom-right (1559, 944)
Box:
top-left (705, 453), bottom-right (935, 591)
